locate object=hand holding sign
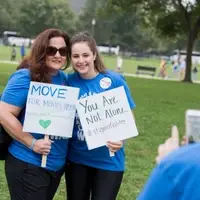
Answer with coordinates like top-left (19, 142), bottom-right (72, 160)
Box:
top-left (32, 137), bottom-right (52, 155)
top-left (156, 125), bottom-right (180, 164)
top-left (107, 141), bottom-right (123, 153)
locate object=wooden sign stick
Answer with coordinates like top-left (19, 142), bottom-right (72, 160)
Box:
top-left (41, 134), bottom-right (49, 168)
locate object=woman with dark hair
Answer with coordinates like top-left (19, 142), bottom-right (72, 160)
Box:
top-left (0, 28), bottom-right (71, 200)
top-left (65, 32), bottom-right (136, 200)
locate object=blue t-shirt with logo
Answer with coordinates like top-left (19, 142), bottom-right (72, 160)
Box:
top-left (67, 70), bottom-right (136, 171)
top-left (1, 69), bottom-right (69, 171)
top-left (137, 144), bottom-right (200, 200)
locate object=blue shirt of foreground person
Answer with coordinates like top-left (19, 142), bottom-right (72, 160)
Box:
top-left (137, 143), bottom-right (200, 200)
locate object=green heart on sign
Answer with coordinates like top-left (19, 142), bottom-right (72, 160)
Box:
top-left (39, 120), bottom-right (51, 129)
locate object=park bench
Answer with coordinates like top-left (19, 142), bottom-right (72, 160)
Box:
top-left (136, 65), bottom-right (156, 76)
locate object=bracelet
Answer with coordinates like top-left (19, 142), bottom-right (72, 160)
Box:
top-left (30, 138), bottom-right (36, 150)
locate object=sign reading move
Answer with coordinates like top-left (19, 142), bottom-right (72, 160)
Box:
top-left (23, 82), bottom-right (79, 138)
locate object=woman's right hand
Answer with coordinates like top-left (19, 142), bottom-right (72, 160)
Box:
top-left (33, 139), bottom-right (53, 155)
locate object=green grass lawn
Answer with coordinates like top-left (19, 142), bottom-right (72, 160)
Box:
top-left (0, 46), bottom-right (30, 61)
top-left (1, 46), bottom-right (200, 199)
top-left (0, 61), bottom-right (200, 199)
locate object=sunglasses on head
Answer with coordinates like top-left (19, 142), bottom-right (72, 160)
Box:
top-left (46, 46), bottom-right (68, 57)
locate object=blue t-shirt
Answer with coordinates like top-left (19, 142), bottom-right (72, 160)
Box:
top-left (1, 69), bottom-right (69, 171)
top-left (137, 144), bottom-right (200, 200)
top-left (67, 70), bottom-right (136, 171)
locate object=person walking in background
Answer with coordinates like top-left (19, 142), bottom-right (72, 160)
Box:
top-left (115, 55), bottom-right (123, 72)
top-left (179, 57), bottom-right (186, 80)
top-left (171, 60), bottom-right (180, 79)
top-left (20, 43), bottom-right (26, 60)
top-left (0, 28), bottom-right (71, 200)
top-left (192, 61), bottom-right (198, 81)
top-left (65, 32), bottom-right (136, 200)
top-left (158, 58), bottom-right (168, 79)
top-left (10, 44), bottom-right (17, 61)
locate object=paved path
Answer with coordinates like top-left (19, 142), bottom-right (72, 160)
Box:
top-left (0, 60), bottom-right (19, 65)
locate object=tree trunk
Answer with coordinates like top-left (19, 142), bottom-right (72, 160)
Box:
top-left (183, 31), bottom-right (194, 82)
top-left (183, 15), bottom-right (200, 82)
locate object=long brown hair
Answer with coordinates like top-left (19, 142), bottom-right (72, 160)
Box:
top-left (16, 56), bottom-right (30, 70)
top-left (17, 29), bottom-right (71, 83)
top-left (70, 32), bottom-right (106, 73)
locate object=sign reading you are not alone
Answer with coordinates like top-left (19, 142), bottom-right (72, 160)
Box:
top-left (23, 82), bottom-right (79, 138)
top-left (76, 86), bottom-right (139, 150)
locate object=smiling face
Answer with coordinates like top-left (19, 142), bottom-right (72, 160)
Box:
top-left (71, 42), bottom-right (97, 79)
top-left (45, 37), bottom-right (67, 73)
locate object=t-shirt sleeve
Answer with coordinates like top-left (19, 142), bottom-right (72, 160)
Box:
top-left (115, 75), bottom-right (136, 109)
top-left (137, 165), bottom-right (176, 200)
top-left (1, 69), bottom-right (30, 108)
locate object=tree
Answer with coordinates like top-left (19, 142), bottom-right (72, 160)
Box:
top-left (107, 0), bottom-right (200, 82)
top-left (49, 0), bottom-right (76, 36)
top-left (18, 0), bottom-right (75, 37)
top-left (0, 0), bottom-right (22, 34)
top-left (76, 0), bottom-right (98, 35)
top-left (77, 0), bottom-right (160, 52)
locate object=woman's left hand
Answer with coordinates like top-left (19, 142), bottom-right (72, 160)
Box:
top-left (156, 125), bottom-right (179, 164)
top-left (107, 141), bottom-right (123, 153)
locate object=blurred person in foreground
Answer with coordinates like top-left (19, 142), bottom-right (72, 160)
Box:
top-left (138, 126), bottom-right (200, 200)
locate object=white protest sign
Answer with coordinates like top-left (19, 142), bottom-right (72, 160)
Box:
top-left (76, 86), bottom-right (139, 150)
top-left (23, 81), bottom-right (79, 138)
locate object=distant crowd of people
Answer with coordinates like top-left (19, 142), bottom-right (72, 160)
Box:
top-left (158, 57), bottom-right (198, 81)
top-left (114, 54), bottom-right (199, 81)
